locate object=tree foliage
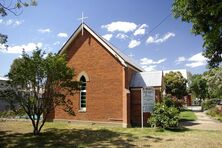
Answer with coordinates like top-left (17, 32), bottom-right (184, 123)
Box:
top-left (164, 71), bottom-right (187, 99)
top-left (203, 66), bottom-right (222, 98)
top-left (190, 74), bottom-right (208, 102)
top-left (0, 0), bottom-right (37, 16)
top-left (172, 0), bottom-right (222, 68)
top-left (0, 49), bottom-right (80, 135)
top-left (0, 0), bottom-right (37, 44)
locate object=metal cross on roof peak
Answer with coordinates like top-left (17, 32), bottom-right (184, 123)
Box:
top-left (77, 12), bottom-right (88, 36)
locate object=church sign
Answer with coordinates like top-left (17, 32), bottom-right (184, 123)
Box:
top-left (142, 87), bottom-right (155, 113)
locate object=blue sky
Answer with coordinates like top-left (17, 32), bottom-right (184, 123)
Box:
top-left (0, 0), bottom-right (208, 77)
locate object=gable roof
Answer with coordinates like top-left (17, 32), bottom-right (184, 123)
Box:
top-left (130, 71), bottom-right (163, 88)
top-left (59, 23), bottom-right (144, 72)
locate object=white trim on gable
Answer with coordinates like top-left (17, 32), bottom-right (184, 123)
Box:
top-left (59, 26), bottom-right (81, 54)
top-left (59, 23), bottom-right (127, 67)
top-left (84, 24), bottom-right (127, 67)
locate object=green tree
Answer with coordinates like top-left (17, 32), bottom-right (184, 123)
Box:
top-left (0, 49), bottom-right (80, 135)
top-left (0, 0), bottom-right (37, 44)
top-left (172, 0), bottom-right (222, 68)
top-left (190, 74), bottom-right (208, 103)
top-left (203, 66), bottom-right (222, 98)
top-left (164, 71), bottom-right (187, 99)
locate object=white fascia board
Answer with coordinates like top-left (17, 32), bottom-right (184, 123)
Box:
top-left (59, 27), bottom-right (82, 54)
top-left (59, 24), bottom-right (127, 67)
top-left (83, 24), bottom-right (127, 67)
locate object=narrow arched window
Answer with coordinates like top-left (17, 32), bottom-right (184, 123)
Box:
top-left (80, 76), bottom-right (86, 110)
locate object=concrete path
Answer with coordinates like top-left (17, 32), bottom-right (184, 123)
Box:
top-left (182, 106), bottom-right (222, 131)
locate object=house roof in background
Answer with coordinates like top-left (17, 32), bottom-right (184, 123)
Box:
top-left (130, 71), bottom-right (163, 88)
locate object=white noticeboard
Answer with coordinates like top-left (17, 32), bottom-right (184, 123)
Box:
top-left (142, 87), bottom-right (155, 113)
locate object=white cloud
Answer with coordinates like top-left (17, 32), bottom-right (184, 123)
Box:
top-left (0, 19), bottom-right (23, 27)
top-left (140, 58), bottom-right (166, 65)
top-left (102, 21), bottom-right (137, 33)
top-left (116, 33), bottom-right (128, 40)
top-left (142, 65), bottom-right (157, 72)
top-left (134, 24), bottom-right (148, 36)
top-left (128, 52), bottom-right (134, 57)
top-left (57, 32), bottom-right (68, 38)
top-left (128, 40), bottom-right (141, 48)
top-left (5, 19), bottom-right (13, 25)
top-left (38, 28), bottom-right (51, 33)
top-left (186, 52), bottom-right (207, 68)
top-left (15, 20), bottom-right (23, 26)
top-left (186, 62), bottom-right (206, 68)
top-left (53, 41), bottom-right (60, 45)
top-left (175, 56), bottom-right (186, 64)
top-left (43, 53), bottom-right (48, 59)
top-left (140, 57), bottom-right (166, 71)
top-left (146, 32), bottom-right (175, 44)
top-left (188, 52), bottom-right (206, 62)
top-left (0, 44), bottom-right (6, 50)
top-left (0, 42), bottom-right (43, 54)
top-left (102, 34), bottom-right (113, 41)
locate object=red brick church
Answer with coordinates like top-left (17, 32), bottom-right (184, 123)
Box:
top-left (49, 23), bottom-right (163, 127)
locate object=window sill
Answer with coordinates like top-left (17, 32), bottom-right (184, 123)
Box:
top-left (78, 109), bottom-right (86, 113)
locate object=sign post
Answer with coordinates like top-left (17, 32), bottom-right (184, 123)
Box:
top-left (141, 88), bottom-right (143, 128)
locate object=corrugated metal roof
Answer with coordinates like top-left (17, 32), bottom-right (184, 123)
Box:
top-left (130, 71), bottom-right (163, 88)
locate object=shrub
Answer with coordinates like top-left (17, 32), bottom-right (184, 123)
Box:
top-left (201, 99), bottom-right (218, 110)
top-left (148, 103), bottom-right (179, 129)
top-left (163, 97), bottom-right (175, 108)
top-left (163, 96), bottom-right (184, 111)
top-left (0, 107), bottom-right (26, 118)
top-left (207, 107), bottom-right (222, 121)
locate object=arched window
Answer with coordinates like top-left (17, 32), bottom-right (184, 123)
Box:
top-left (80, 76), bottom-right (86, 110)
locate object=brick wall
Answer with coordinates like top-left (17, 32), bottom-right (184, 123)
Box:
top-left (123, 67), bottom-right (137, 127)
top-left (125, 67), bottom-right (137, 89)
top-left (53, 29), bottom-right (125, 123)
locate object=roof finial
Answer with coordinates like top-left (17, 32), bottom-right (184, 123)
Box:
top-left (77, 12), bottom-right (88, 36)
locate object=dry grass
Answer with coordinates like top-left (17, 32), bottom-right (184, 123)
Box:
top-left (0, 120), bottom-right (222, 147)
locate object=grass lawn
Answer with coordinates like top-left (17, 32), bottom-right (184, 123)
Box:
top-left (179, 110), bottom-right (197, 122)
top-left (0, 120), bottom-right (222, 147)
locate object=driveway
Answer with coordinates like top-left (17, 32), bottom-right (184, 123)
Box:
top-left (182, 106), bottom-right (222, 131)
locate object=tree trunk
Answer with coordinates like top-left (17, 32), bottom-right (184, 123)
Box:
top-left (33, 127), bottom-right (40, 135)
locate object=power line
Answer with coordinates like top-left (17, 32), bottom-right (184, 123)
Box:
top-left (146, 12), bottom-right (172, 36)
top-left (122, 12), bottom-right (172, 53)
